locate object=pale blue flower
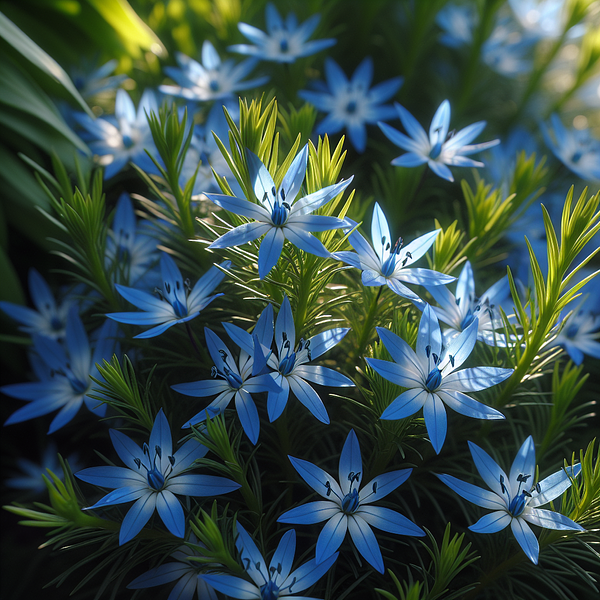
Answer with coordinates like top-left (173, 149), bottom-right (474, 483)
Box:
top-left (0, 268), bottom-right (76, 339)
top-left (73, 88), bottom-right (160, 179)
top-left (436, 3), bottom-right (476, 48)
top-left (127, 533), bottom-right (217, 600)
top-left (202, 522), bottom-right (337, 599)
top-left (172, 327), bottom-right (281, 445)
top-left (508, 0), bottom-right (584, 40)
top-left (76, 408), bottom-right (241, 545)
top-left (160, 40), bottom-right (268, 103)
top-left (298, 57), bottom-right (402, 153)
top-left (378, 100), bottom-right (499, 182)
top-left (223, 294), bottom-right (353, 425)
top-left (551, 308), bottom-right (600, 365)
top-left (5, 442), bottom-right (81, 495)
top-left (366, 304), bottom-right (512, 454)
top-left (108, 253), bottom-right (230, 339)
top-left (437, 436), bottom-right (584, 564)
top-left (425, 260), bottom-right (511, 346)
top-left (105, 193), bottom-right (159, 287)
top-left (229, 3), bottom-right (336, 64)
top-left (69, 58), bottom-right (127, 99)
top-left (2, 309), bottom-right (118, 433)
top-left (540, 114), bottom-right (600, 182)
top-left (278, 429), bottom-right (425, 573)
top-left (206, 144), bottom-right (353, 279)
top-left (333, 202), bottom-right (454, 305)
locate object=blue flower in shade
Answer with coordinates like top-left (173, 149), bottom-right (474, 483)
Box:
top-left (378, 100), bottom-right (499, 182)
top-left (107, 253), bottom-right (230, 339)
top-left (159, 41), bottom-right (269, 103)
top-left (228, 3), bottom-right (336, 64)
top-left (206, 144), bottom-right (353, 279)
top-left (105, 193), bottom-right (159, 287)
top-left (202, 522), bottom-right (337, 599)
top-left (69, 58), bottom-right (127, 100)
top-left (5, 442), bottom-right (81, 495)
top-left (298, 57), bottom-right (402, 153)
top-left (172, 327), bottom-right (281, 445)
top-left (278, 429), bottom-right (425, 573)
top-left (551, 308), bottom-right (600, 365)
top-left (333, 202), bottom-right (455, 305)
top-left (425, 260), bottom-right (511, 346)
top-left (73, 89), bottom-right (160, 179)
top-left (366, 304), bottom-right (512, 454)
top-left (0, 268), bottom-right (75, 339)
top-left (223, 295), bottom-right (353, 425)
top-left (76, 409), bottom-right (241, 545)
top-left (2, 309), bottom-right (118, 433)
top-left (540, 114), bottom-right (600, 183)
top-left (437, 436), bottom-right (584, 564)
top-left (127, 533), bottom-right (217, 600)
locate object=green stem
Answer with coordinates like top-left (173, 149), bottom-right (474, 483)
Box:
top-left (355, 286), bottom-right (383, 360)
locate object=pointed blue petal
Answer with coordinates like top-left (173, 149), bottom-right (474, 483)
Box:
top-left (281, 145), bottom-right (308, 202)
top-left (316, 513), bottom-right (347, 564)
top-left (430, 100), bottom-right (450, 144)
top-left (206, 193), bottom-right (271, 221)
top-left (150, 408), bottom-right (173, 468)
top-left (375, 327), bottom-right (423, 373)
top-left (258, 227), bottom-right (285, 278)
top-left (348, 516), bottom-right (384, 573)
top-left (247, 149), bottom-right (275, 209)
top-left (276, 294), bottom-right (295, 351)
top-left (467, 441), bottom-right (508, 499)
top-left (424, 394), bottom-right (447, 453)
top-left (283, 226), bottom-right (329, 257)
top-left (435, 473), bottom-right (506, 510)
top-left (510, 518), bottom-right (539, 564)
top-left (110, 428), bottom-right (144, 470)
top-left (339, 430), bottom-right (362, 495)
top-left (442, 367), bottom-right (513, 392)
top-left (307, 327), bottom-right (349, 360)
top-left (288, 456), bottom-right (340, 500)
top-left (371, 203), bottom-right (392, 263)
top-left (209, 221), bottom-right (272, 249)
top-left (437, 390), bottom-right (505, 420)
top-left (379, 388), bottom-right (428, 421)
top-left (284, 552), bottom-right (338, 593)
top-left (86, 486), bottom-right (146, 510)
top-left (127, 563), bottom-right (192, 588)
top-left (469, 511), bottom-right (511, 533)
top-left (75, 466), bottom-right (144, 488)
top-left (267, 375), bottom-right (290, 422)
top-left (156, 490), bottom-right (185, 538)
top-left (416, 305), bottom-right (442, 367)
top-left (167, 474), bottom-right (241, 496)
top-left (277, 501), bottom-right (340, 525)
top-left (288, 375), bottom-right (330, 423)
top-left (172, 378), bottom-right (229, 398)
top-left (529, 464), bottom-right (582, 507)
top-left (359, 469), bottom-right (412, 504)
top-left (357, 505), bottom-right (425, 537)
top-left (235, 389), bottom-right (260, 444)
top-left (509, 436), bottom-right (536, 495)
top-left (200, 574), bottom-right (258, 599)
top-left (523, 508), bottom-right (584, 531)
top-left (438, 318), bottom-right (478, 374)
top-left (269, 529), bottom-right (296, 582)
top-left (293, 365), bottom-right (354, 387)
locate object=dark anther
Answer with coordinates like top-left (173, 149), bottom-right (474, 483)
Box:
top-left (280, 189), bottom-right (286, 201)
top-left (449, 355), bottom-right (455, 367)
top-left (271, 186), bottom-right (276, 197)
top-left (169, 455), bottom-right (176, 466)
top-left (211, 366), bottom-right (218, 378)
top-left (155, 445), bottom-right (162, 458)
top-left (500, 474), bottom-right (506, 494)
top-left (432, 353), bottom-right (439, 364)
top-left (134, 458), bottom-right (141, 469)
top-left (325, 481), bottom-right (332, 496)
top-left (165, 282), bottom-right (171, 294)
top-left (426, 345), bottom-right (431, 358)
top-left (373, 481), bottom-right (378, 494)
top-left (517, 474), bottom-right (531, 483)
top-left (535, 483), bottom-right (541, 494)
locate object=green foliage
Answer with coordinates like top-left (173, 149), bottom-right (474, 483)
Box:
top-left (376, 524), bottom-right (479, 600)
top-left (498, 187), bottom-right (600, 406)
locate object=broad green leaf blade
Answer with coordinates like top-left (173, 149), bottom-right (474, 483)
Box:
top-left (0, 11), bottom-right (93, 116)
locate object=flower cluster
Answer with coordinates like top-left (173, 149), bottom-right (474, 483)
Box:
top-left (2, 2), bottom-right (598, 600)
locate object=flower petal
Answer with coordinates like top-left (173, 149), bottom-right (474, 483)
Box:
top-left (528, 464), bottom-right (582, 507)
top-left (467, 441), bottom-right (509, 500)
top-left (436, 390), bottom-right (505, 420)
top-left (278, 501), bottom-right (340, 525)
top-left (348, 516), bottom-right (385, 573)
top-left (339, 430), bottom-right (362, 495)
top-left (380, 388), bottom-right (429, 421)
top-left (288, 375), bottom-right (330, 423)
top-left (316, 513), bottom-right (347, 564)
top-left (511, 517), bottom-right (539, 564)
top-left (120, 493), bottom-right (157, 544)
top-left (435, 473), bottom-right (506, 510)
top-left (288, 456), bottom-right (341, 500)
top-left (258, 227), bottom-right (285, 279)
top-left (468, 511), bottom-right (511, 533)
top-left (360, 469), bottom-right (412, 503)
top-left (156, 490), bottom-right (185, 538)
top-left (357, 505), bottom-right (425, 537)
top-left (522, 508), bottom-right (584, 531)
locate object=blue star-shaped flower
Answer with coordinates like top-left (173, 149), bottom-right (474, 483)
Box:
top-left (378, 100), bottom-right (499, 182)
top-left (228, 3), bottom-right (336, 64)
top-left (74, 88), bottom-right (160, 179)
top-left (278, 429), bottom-right (425, 573)
top-left (76, 408), bottom-right (241, 545)
top-left (172, 327), bottom-right (281, 445)
top-left (425, 260), bottom-right (511, 346)
top-left (160, 40), bottom-right (269, 103)
top-left (0, 268), bottom-right (76, 340)
top-left (540, 114), bottom-right (600, 183)
top-left (298, 57), bottom-right (403, 153)
top-left (206, 144), bottom-right (353, 279)
top-left (107, 253), bottom-right (230, 339)
top-left (2, 309), bottom-right (118, 433)
top-left (202, 522), bottom-right (337, 599)
top-left (366, 304), bottom-right (512, 454)
top-left (437, 436), bottom-right (584, 564)
top-left (105, 193), bottom-right (159, 287)
top-left (127, 533), bottom-right (217, 600)
top-left (333, 202), bottom-right (455, 304)
top-left (551, 309), bottom-right (600, 365)
top-left (223, 294), bottom-right (353, 425)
